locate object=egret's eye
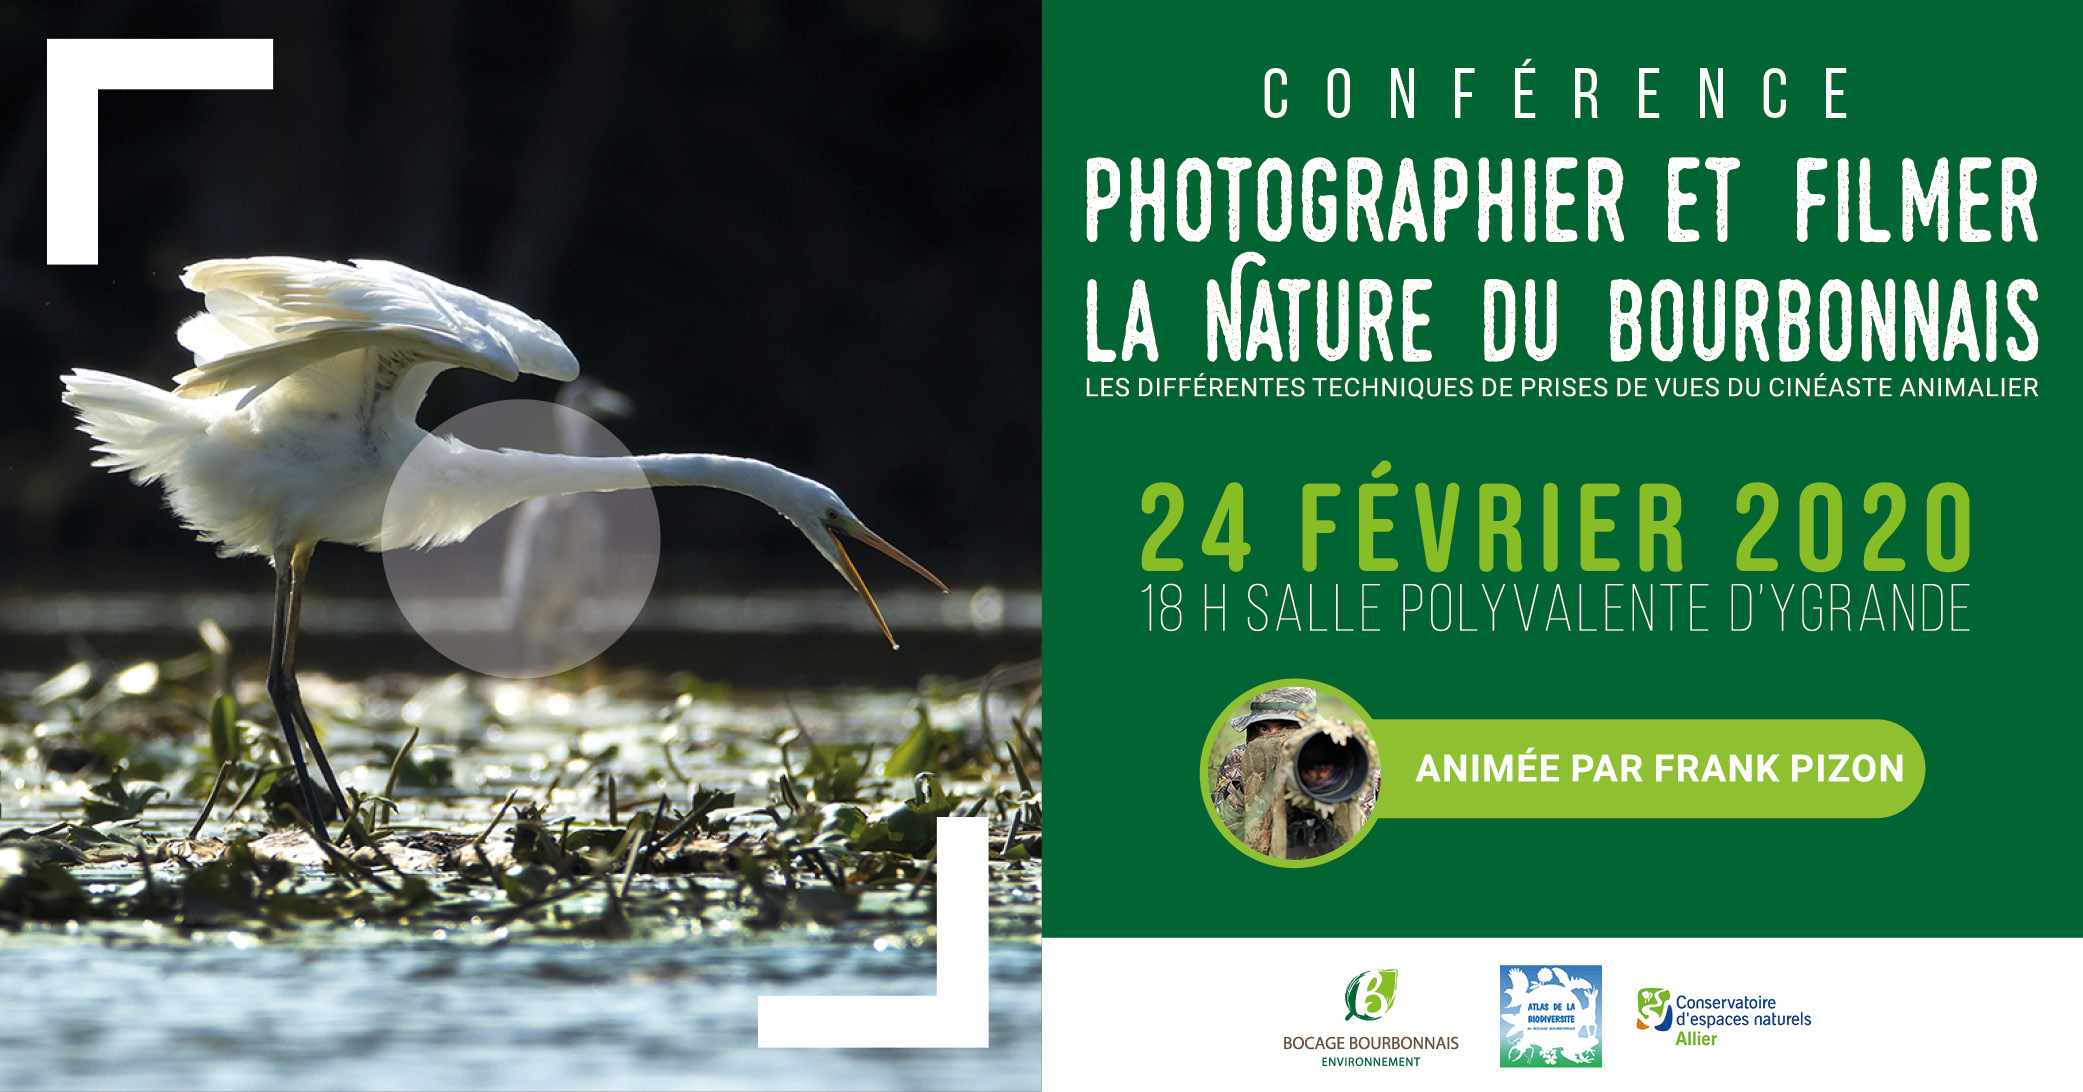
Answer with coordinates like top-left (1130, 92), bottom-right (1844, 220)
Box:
top-left (825, 508), bottom-right (838, 521)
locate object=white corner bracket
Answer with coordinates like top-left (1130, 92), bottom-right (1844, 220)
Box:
top-left (46, 38), bottom-right (274, 265)
top-left (758, 815), bottom-right (991, 1048)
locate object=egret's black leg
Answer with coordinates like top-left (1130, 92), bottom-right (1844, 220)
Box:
top-left (278, 542), bottom-right (373, 849)
top-left (267, 545), bottom-right (332, 845)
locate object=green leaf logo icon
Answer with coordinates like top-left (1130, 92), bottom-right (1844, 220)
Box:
top-left (1344, 969), bottom-right (1399, 1020)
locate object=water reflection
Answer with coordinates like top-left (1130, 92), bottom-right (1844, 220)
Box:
top-left (0, 933), bottom-right (1041, 1089)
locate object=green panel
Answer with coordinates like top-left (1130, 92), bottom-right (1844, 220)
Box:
top-left (1045, 0), bottom-right (2079, 937)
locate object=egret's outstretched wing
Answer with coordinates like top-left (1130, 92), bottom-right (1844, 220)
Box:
top-left (173, 257), bottom-right (579, 403)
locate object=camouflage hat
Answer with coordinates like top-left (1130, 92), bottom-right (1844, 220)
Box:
top-left (1239, 686), bottom-right (1317, 732)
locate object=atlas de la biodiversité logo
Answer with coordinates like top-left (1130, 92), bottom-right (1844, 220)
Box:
top-left (1499, 965), bottom-right (1602, 1067)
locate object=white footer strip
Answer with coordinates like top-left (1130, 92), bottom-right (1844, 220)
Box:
top-left (1046, 936), bottom-right (2078, 1086)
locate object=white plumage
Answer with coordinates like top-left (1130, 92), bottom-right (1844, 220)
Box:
top-left (66, 257), bottom-right (586, 558)
top-left (175, 256), bottom-right (578, 400)
top-left (61, 256), bottom-right (944, 845)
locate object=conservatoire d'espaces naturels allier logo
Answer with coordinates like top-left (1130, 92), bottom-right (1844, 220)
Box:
top-left (1638, 987), bottom-right (1675, 1031)
top-left (1635, 985), bottom-right (1815, 1046)
top-left (1280, 968), bottom-right (1460, 1068)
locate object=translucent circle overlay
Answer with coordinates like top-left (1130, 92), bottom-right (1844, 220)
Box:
top-left (383, 399), bottom-right (661, 679)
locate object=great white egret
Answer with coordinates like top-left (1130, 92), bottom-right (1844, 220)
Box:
top-left (61, 256), bottom-right (945, 844)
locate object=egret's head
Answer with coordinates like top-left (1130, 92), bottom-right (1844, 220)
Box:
top-left (785, 482), bottom-right (946, 649)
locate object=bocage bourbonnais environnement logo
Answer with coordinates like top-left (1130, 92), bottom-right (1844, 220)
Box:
top-left (1279, 969), bottom-right (1460, 1069)
top-left (1344, 968), bottom-right (1398, 1020)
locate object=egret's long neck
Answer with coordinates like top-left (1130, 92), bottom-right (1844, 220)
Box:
top-left (383, 445), bottom-right (796, 551)
top-left (635, 453), bottom-right (800, 506)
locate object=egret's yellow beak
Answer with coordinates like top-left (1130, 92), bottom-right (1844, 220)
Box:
top-left (826, 523), bottom-right (947, 649)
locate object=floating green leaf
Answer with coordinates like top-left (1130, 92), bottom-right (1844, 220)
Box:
top-left (84, 774), bottom-right (167, 824)
top-left (208, 694), bottom-right (240, 767)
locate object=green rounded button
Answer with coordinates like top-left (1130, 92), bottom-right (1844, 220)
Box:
top-left (1380, 719), bottom-right (1924, 818)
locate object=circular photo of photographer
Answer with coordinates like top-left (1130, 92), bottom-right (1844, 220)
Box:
top-left (1202, 680), bottom-right (1381, 867)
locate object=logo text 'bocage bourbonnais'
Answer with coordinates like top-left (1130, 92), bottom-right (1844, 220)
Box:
top-left (1281, 969), bottom-right (1460, 1065)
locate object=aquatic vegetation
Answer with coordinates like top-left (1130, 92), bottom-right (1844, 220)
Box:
top-left (0, 626), bottom-right (1041, 943)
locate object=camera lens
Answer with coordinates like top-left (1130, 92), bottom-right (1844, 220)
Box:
top-left (1292, 731), bottom-right (1370, 803)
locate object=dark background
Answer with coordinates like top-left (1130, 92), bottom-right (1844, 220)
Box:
top-left (0, 0), bottom-right (1038, 609)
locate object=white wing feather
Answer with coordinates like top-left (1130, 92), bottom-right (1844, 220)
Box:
top-left (174, 257), bottom-right (579, 402)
